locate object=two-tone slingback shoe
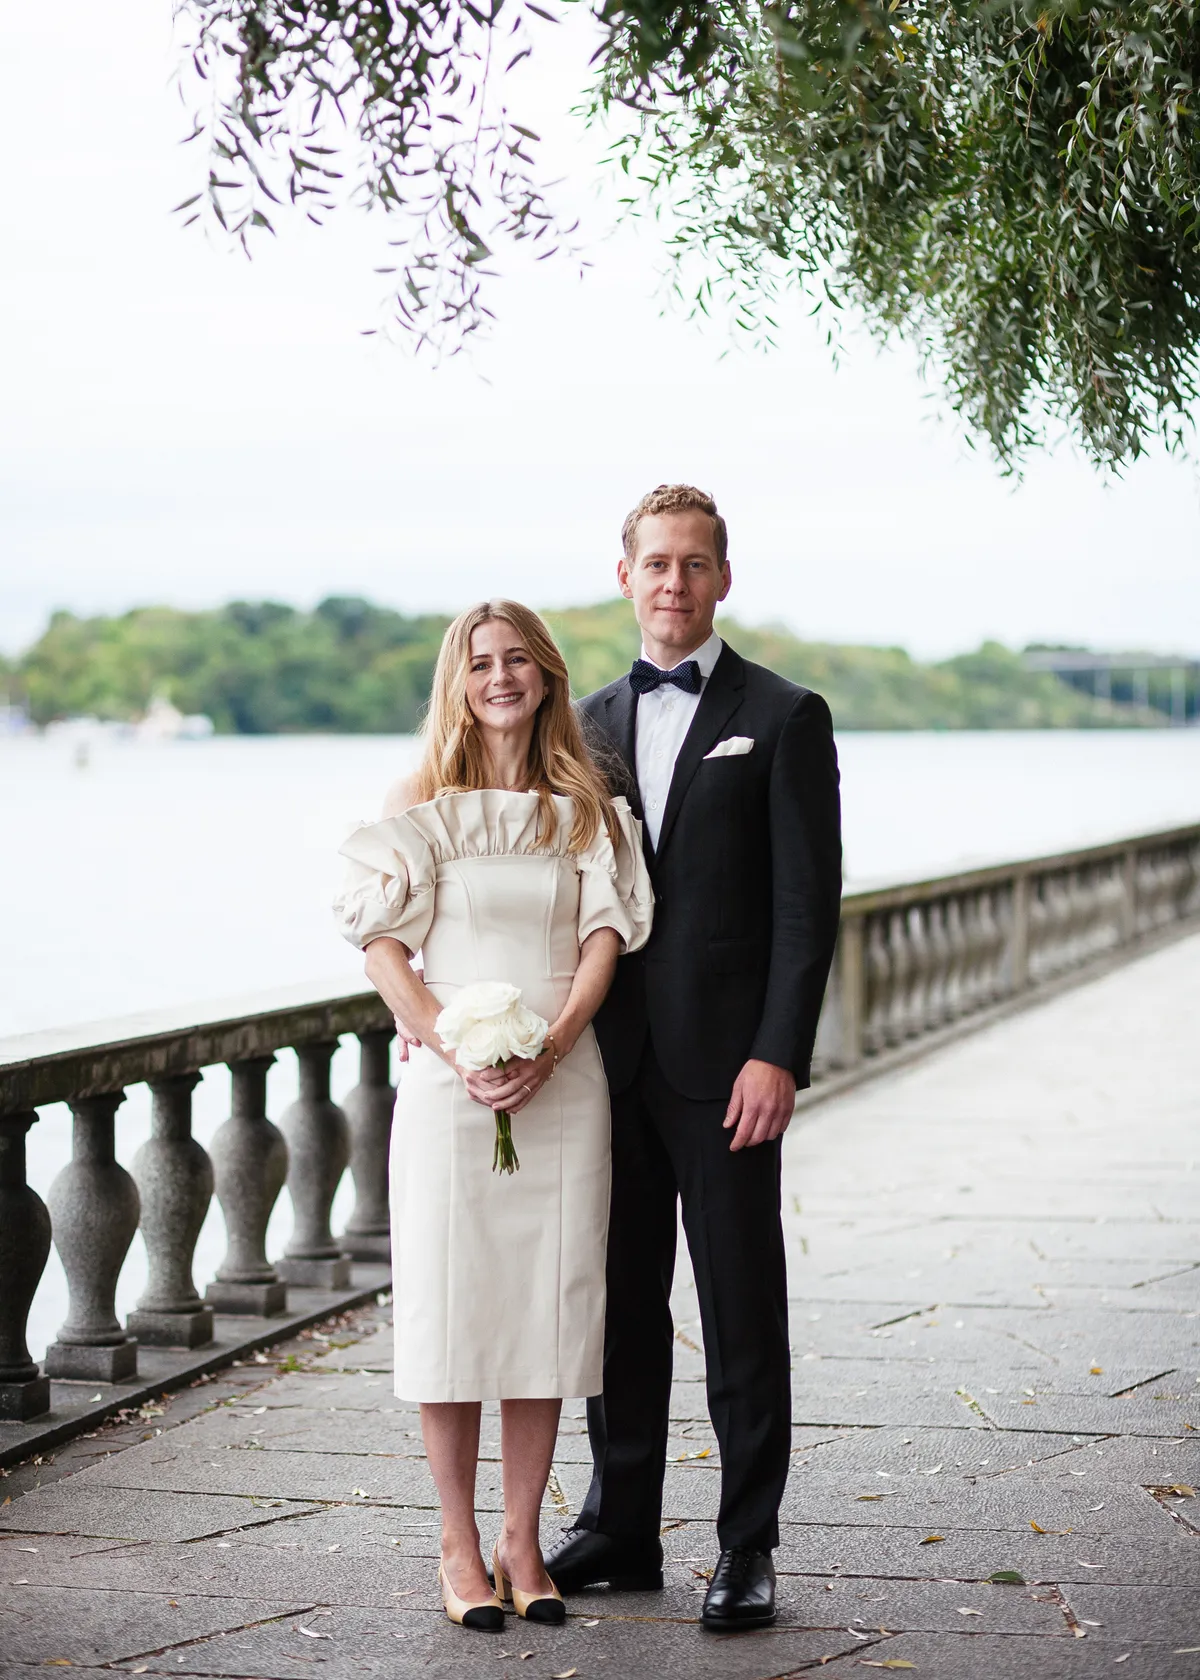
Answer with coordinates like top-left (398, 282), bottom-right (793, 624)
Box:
top-left (492, 1544), bottom-right (567, 1624)
top-left (438, 1559), bottom-right (505, 1631)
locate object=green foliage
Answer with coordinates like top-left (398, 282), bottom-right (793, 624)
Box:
top-left (182, 0), bottom-right (1200, 466)
top-left (12, 597), bottom-right (1150, 732)
top-left (595, 0), bottom-right (1200, 468)
top-left (175, 0), bottom-right (571, 350)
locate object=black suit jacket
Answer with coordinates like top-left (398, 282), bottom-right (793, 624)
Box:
top-left (579, 643), bottom-right (842, 1102)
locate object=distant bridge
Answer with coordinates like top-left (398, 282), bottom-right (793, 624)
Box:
top-left (1023, 648), bottom-right (1199, 724)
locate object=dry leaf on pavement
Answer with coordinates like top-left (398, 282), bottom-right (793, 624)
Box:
top-left (918, 1535), bottom-right (945, 1544)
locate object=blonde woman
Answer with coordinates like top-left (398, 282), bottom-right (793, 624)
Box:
top-left (334, 601), bottom-right (651, 1632)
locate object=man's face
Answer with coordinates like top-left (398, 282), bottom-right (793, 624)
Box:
top-left (618, 510), bottom-right (731, 660)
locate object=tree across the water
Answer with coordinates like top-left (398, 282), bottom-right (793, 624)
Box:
top-left (3, 597), bottom-right (1165, 732)
top-left (177, 1), bottom-right (1200, 469)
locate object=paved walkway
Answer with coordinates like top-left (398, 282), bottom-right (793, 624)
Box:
top-left (2, 935), bottom-right (1198, 1680)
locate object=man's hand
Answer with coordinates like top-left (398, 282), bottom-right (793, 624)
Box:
top-left (723, 1059), bottom-right (796, 1152)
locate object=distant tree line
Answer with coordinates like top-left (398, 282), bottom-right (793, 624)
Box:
top-left (1, 597), bottom-right (1158, 733)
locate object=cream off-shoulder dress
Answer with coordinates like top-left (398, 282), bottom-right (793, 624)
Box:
top-left (334, 790), bottom-right (652, 1403)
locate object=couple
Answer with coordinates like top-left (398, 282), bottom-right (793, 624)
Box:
top-left (334, 483), bottom-right (842, 1634)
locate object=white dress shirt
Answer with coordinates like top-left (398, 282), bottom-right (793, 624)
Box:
top-left (634, 630), bottom-right (724, 849)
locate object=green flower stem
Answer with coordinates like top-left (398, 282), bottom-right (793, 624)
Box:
top-left (493, 1109), bottom-right (520, 1175)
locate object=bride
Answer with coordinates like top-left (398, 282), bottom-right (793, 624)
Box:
top-left (334, 600), bottom-right (651, 1631)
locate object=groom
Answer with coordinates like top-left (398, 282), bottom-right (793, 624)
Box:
top-left (546, 484), bottom-right (842, 1629)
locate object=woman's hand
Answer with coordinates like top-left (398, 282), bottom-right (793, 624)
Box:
top-left (462, 1047), bottom-right (556, 1114)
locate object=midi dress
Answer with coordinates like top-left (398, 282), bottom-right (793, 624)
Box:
top-left (334, 789), bottom-right (652, 1402)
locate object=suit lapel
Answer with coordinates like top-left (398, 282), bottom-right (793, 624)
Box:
top-left (655, 645), bottom-right (746, 860)
top-left (602, 680), bottom-right (641, 820)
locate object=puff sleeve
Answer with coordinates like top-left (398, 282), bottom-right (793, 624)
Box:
top-left (576, 798), bottom-right (654, 953)
top-left (333, 816), bottom-right (437, 953)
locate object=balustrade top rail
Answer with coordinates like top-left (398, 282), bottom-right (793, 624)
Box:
top-left (0, 979), bottom-right (392, 1115)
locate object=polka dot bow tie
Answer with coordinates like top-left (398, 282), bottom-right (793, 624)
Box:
top-left (629, 658), bottom-right (703, 696)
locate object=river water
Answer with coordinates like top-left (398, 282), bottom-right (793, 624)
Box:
top-left (4, 728), bottom-right (1198, 1358)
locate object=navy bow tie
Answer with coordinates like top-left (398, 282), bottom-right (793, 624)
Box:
top-left (629, 657), bottom-right (703, 696)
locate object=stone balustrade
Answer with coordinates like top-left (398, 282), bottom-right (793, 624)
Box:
top-left (811, 821), bottom-right (1200, 1079)
top-left (1, 822), bottom-right (1198, 1430)
top-left (0, 986), bottom-right (393, 1424)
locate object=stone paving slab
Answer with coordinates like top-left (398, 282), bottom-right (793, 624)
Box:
top-left (1, 932), bottom-right (1197, 1677)
top-left (0, 1585), bottom-right (317, 1667)
top-left (0, 1482), bottom-right (325, 1542)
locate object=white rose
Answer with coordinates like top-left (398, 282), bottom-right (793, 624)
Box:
top-left (434, 981), bottom-right (548, 1072)
top-left (453, 1018), bottom-right (513, 1071)
top-left (503, 1005), bottom-right (548, 1061)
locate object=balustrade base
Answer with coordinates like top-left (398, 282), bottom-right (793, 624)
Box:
top-left (44, 1337), bottom-right (137, 1383)
top-left (277, 1255), bottom-right (351, 1288)
top-left (127, 1306), bottom-right (215, 1349)
top-left (0, 1374), bottom-right (51, 1421)
top-left (341, 1230), bottom-right (391, 1262)
top-left (204, 1279), bottom-right (288, 1316)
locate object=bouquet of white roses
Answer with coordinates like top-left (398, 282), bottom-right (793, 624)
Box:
top-left (434, 981), bottom-right (549, 1174)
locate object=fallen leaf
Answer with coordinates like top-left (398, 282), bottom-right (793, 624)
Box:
top-left (1075, 1560), bottom-right (1105, 1569)
top-left (1170, 1484), bottom-right (1196, 1497)
top-left (918, 1535), bottom-right (945, 1545)
top-left (957, 1608), bottom-right (982, 1617)
top-left (326, 1543), bottom-right (341, 1552)
top-left (1088, 1503), bottom-right (1106, 1512)
top-left (390, 1588), bottom-right (417, 1598)
top-left (351, 1487), bottom-right (368, 1498)
top-left (1081, 1620), bottom-right (1102, 1627)
top-left (1173, 1649), bottom-right (1200, 1655)
top-left (987, 1570), bottom-right (1026, 1585)
top-left (582, 1618), bottom-right (600, 1626)
top-left (1114, 1654), bottom-right (1131, 1663)
top-left (1030, 1521), bottom-right (1072, 1535)
top-left (42, 1663), bottom-right (72, 1668)
top-left (924, 1464), bottom-right (944, 1476)
top-left (131, 1668), bottom-right (149, 1675)
top-left (16, 1547), bottom-right (38, 1553)
top-left (858, 1664), bottom-right (916, 1671)
top-left (1089, 1367), bottom-right (1103, 1375)
top-left (1072, 1627), bottom-right (1087, 1639)
top-left (297, 1627), bottom-right (332, 1639)
top-left (551, 1671), bottom-right (579, 1678)
top-left (856, 1493), bottom-right (897, 1501)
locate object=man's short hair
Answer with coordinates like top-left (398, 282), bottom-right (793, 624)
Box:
top-left (621, 483), bottom-right (729, 568)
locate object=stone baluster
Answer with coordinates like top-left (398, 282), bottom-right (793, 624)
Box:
top-left (0, 1111), bottom-right (52, 1420)
top-left (340, 1031), bottom-right (395, 1262)
top-left (924, 900), bottom-right (950, 1028)
top-left (205, 1057), bottom-right (289, 1315)
top-left (278, 1042), bottom-right (351, 1288)
top-left (1043, 873), bottom-right (1071, 977)
top-left (829, 915), bottom-right (865, 1069)
top-left (943, 897), bottom-right (967, 1018)
top-left (1006, 875), bottom-right (1029, 996)
top-left (45, 1093), bottom-right (139, 1382)
top-left (127, 1074), bottom-right (214, 1348)
top-left (959, 894), bottom-right (984, 1012)
top-left (862, 914), bottom-right (890, 1055)
top-left (903, 905), bottom-right (930, 1037)
top-left (976, 890), bottom-right (1003, 1002)
top-left (884, 911), bottom-right (910, 1046)
top-left (1027, 875), bottom-right (1050, 983)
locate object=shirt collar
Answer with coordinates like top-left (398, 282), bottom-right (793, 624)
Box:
top-left (639, 629), bottom-right (723, 683)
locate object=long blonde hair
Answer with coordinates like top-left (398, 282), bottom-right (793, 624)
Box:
top-left (411, 600), bottom-right (619, 853)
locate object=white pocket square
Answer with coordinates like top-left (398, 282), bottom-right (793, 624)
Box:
top-left (704, 735), bottom-right (755, 759)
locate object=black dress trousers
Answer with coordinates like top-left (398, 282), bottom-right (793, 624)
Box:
top-left (578, 1044), bottom-right (792, 1552)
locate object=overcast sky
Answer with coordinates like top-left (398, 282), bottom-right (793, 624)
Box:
top-left (3, 0), bottom-right (1199, 660)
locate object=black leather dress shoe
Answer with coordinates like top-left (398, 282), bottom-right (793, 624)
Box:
top-left (543, 1527), bottom-right (664, 1593)
top-left (701, 1547), bottom-right (777, 1631)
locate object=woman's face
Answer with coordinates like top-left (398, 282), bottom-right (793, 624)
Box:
top-left (465, 619), bottom-right (548, 737)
